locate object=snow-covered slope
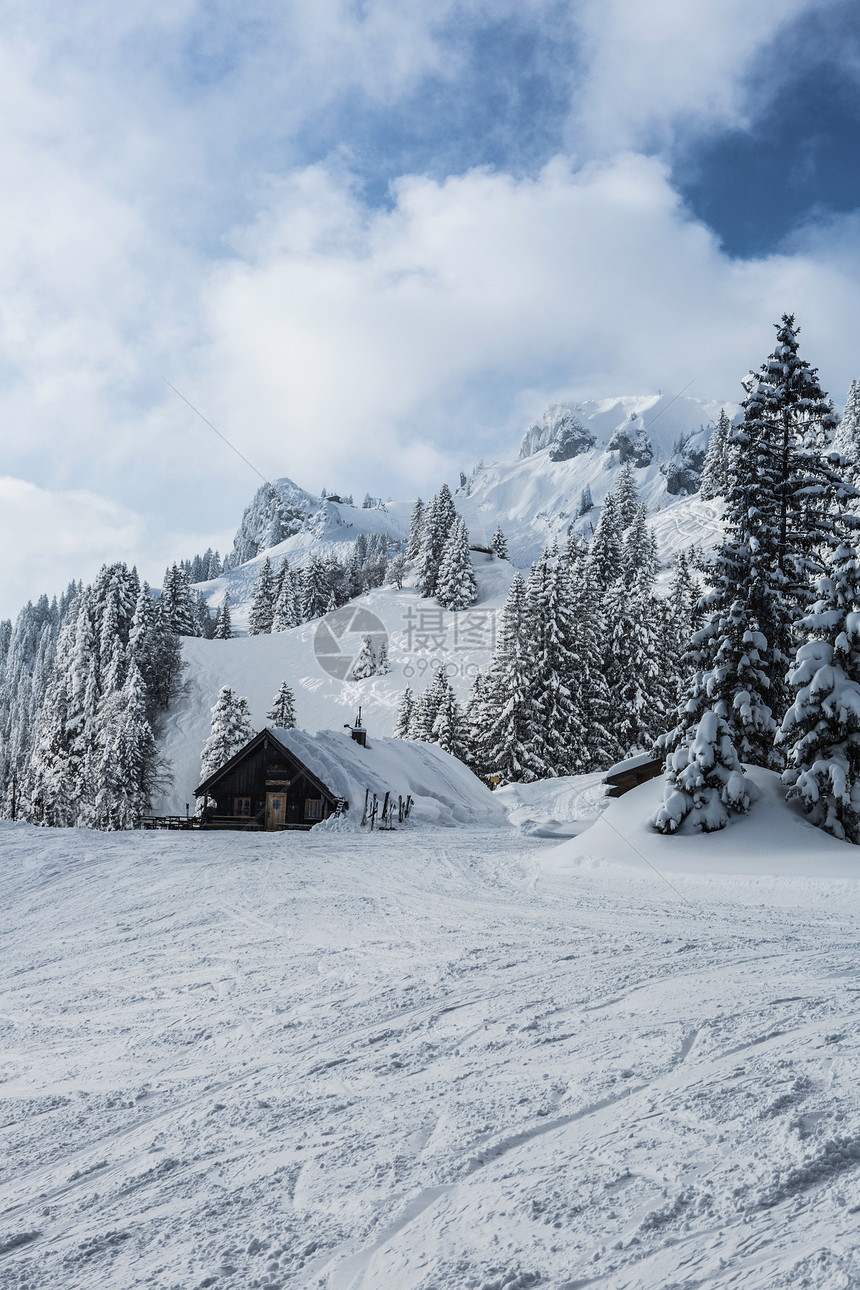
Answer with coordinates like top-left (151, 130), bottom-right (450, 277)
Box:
top-left (457, 393), bottom-right (731, 565)
top-left (154, 555), bottom-right (516, 813)
top-left (5, 774), bottom-right (860, 1289)
top-left (193, 392), bottom-right (732, 621)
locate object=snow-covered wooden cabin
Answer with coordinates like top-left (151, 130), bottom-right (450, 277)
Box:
top-left (194, 727), bottom-right (506, 831)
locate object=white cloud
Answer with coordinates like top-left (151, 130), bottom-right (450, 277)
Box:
top-left (199, 153), bottom-right (860, 493)
top-left (566, 0), bottom-right (849, 155)
top-left (0, 477), bottom-right (232, 618)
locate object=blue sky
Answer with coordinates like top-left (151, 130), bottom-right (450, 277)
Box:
top-left (1, 0), bottom-right (860, 614)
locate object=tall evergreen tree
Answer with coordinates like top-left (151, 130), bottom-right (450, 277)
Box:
top-left (406, 499), bottom-right (425, 561)
top-left (474, 573), bottom-right (538, 782)
top-left (162, 565), bottom-right (199, 637)
top-left (778, 539), bottom-right (860, 842)
top-left (418, 485), bottom-right (457, 597)
top-left (588, 491), bottom-right (624, 590)
top-left (614, 461), bottom-right (640, 529)
top-left (436, 519), bottom-right (478, 610)
top-left (214, 594), bottom-right (234, 640)
top-left (490, 526), bottom-right (509, 560)
top-left (699, 409), bottom-right (734, 499)
top-left (394, 687), bottom-right (415, 739)
top-left (248, 557), bottom-right (275, 635)
top-left (200, 686), bottom-right (255, 781)
top-left (267, 681), bottom-right (297, 729)
top-left (833, 379), bottom-right (860, 483)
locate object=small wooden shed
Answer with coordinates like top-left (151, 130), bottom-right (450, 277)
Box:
top-left (194, 728), bottom-right (343, 830)
top-left (603, 751), bottom-right (664, 799)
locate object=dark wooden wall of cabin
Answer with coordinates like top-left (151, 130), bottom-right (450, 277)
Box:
top-left (206, 742), bottom-right (336, 825)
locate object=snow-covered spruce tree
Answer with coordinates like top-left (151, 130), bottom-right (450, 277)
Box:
top-left (436, 518), bottom-right (478, 610)
top-left (417, 485), bottom-right (457, 598)
top-left (272, 560), bottom-right (300, 632)
top-left (605, 568), bottom-right (667, 757)
top-left (490, 526), bottom-right (509, 560)
top-left (473, 572), bottom-right (538, 783)
top-left (248, 557), bottom-right (275, 636)
top-left (740, 314), bottom-right (854, 713)
top-left (376, 640), bottom-right (391, 674)
top-left (348, 634), bottom-right (378, 680)
top-left (699, 409), bottom-right (734, 499)
top-left (200, 686), bottom-right (255, 781)
top-left (653, 709), bottom-right (758, 834)
top-left (565, 548), bottom-right (615, 772)
top-left (94, 659), bottom-right (158, 830)
top-left (588, 491), bottom-right (623, 591)
top-left (620, 502), bottom-right (657, 589)
top-left (406, 499), bottom-right (424, 561)
top-left (664, 316), bottom-right (855, 770)
top-left (614, 461), bottom-right (640, 530)
top-left (214, 594), bottom-right (233, 640)
top-left (386, 552), bottom-right (407, 589)
top-left (162, 565), bottom-right (200, 637)
top-left (394, 687), bottom-right (414, 738)
top-left (267, 681), bottom-right (297, 729)
top-left (523, 545), bottom-right (580, 777)
top-left (302, 555), bottom-right (332, 620)
top-left (833, 380), bottom-right (860, 483)
top-left (578, 484), bottom-right (593, 517)
top-left (432, 684), bottom-right (467, 761)
top-left (777, 540), bottom-right (860, 842)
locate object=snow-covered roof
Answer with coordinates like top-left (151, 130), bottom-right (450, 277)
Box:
top-left (605, 751), bottom-right (662, 779)
top-left (236, 728), bottom-right (506, 828)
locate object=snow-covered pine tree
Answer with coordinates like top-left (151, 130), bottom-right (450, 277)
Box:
top-left (376, 640), bottom-right (391, 674)
top-left (565, 548), bottom-right (615, 771)
top-left (406, 499), bottom-right (424, 560)
top-left (272, 560), bottom-right (300, 631)
top-left (490, 526), bottom-right (509, 560)
top-left (248, 557), bottom-right (275, 635)
top-left (620, 502), bottom-right (657, 588)
top-left (578, 484), bottom-right (593, 516)
top-left (162, 565), bottom-right (200, 637)
top-left (267, 681), bottom-right (297, 729)
top-left (588, 491), bottom-right (624, 591)
top-left (664, 316), bottom-right (855, 771)
top-left (200, 686), bottom-right (255, 781)
top-left (833, 379), bottom-right (860, 483)
top-left (349, 635), bottom-right (378, 680)
top-left (302, 556), bottom-right (332, 620)
top-left (386, 552), bottom-right (407, 590)
top-left (740, 314), bottom-right (854, 712)
top-left (473, 572), bottom-right (538, 782)
top-left (699, 409), bottom-right (734, 499)
top-left (394, 687), bottom-right (414, 738)
top-left (605, 568), bottom-right (666, 757)
top-left (94, 658), bottom-right (158, 830)
top-left (523, 545), bottom-right (580, 778)
top-left (653, 709), bottom-right (758, 834)
top-left (778, 539), bottom-right (860, 842)
top-left (614, 461), bottom-right (640, 529)
top-left (214, 594), bottom-right (234, 639)
top-left (432, 685), bottom-right (466, 761)
top-left (436, 518), bottom-right (478, 610)
top-left (418, 485), bottom-right (457, 598)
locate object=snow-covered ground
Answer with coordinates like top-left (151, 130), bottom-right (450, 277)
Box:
top-left (3, 774), bottom-right (860, 1289)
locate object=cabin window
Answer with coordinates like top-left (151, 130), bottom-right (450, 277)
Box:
top-left (304, 799), bottom-right (323, 820)
top-left (234, 797), bottom-right (251, 817)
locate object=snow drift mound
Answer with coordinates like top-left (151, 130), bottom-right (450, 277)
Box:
top-left (548, 765), bottom-right (860, 880)
top-left (271, 728), bottom-right (507, 829)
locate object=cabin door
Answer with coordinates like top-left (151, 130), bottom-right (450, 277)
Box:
top-left (265, 792), bottom-right (286, 830)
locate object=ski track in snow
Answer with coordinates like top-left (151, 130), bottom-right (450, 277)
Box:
top-left (2, 823), bottom-right (860, 1290)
